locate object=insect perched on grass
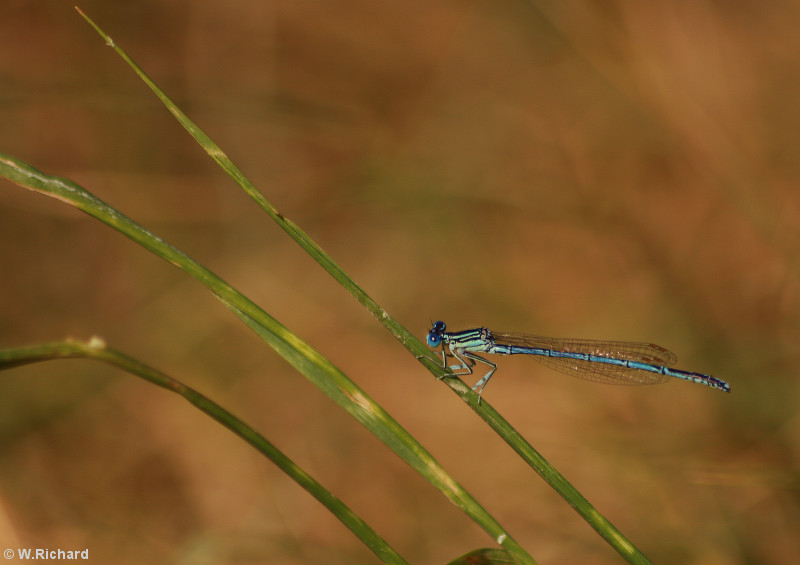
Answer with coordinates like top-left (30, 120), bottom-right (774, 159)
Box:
top-left (426, 321), bottom-right (731, 402)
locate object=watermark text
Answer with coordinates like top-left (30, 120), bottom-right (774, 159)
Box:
top-left (4, 548), bottom-right (88, 560)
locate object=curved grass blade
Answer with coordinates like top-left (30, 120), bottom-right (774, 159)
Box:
top-left (0, 153), bottom-right (535, 565)
top-left (0, 338), bottom-right (407, 564)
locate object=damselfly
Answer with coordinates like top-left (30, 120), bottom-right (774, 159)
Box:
top-left (426, 321), bottom-right (730, 401)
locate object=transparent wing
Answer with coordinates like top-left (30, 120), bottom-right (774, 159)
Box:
top-left (493, 332), bottom-right (678, 385)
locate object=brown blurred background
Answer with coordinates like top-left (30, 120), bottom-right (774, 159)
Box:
top-left (1, 1), bottom-right (798, 563)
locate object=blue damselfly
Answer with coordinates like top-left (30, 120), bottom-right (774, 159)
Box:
top-left (426, 321), bottom-right (730, 401)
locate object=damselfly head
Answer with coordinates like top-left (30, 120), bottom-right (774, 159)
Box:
top-left (426, 321), bottom-right (447, 347)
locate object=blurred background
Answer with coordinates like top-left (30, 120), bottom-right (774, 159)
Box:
top-left (1, 1), bottom-right (798, 563)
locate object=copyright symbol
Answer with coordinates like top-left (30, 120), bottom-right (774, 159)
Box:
top-left (4, 549), bottom-right (13, 559)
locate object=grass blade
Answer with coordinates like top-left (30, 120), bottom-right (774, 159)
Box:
top-left (0, 152), bottom-right (536, 565)
top-left (0, 338), bottom-right (408, 564)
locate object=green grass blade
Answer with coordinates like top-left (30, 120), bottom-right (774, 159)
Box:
top-left (73, 7), bottom-right (430, 365)
top-left (0, 153), bottom-right (536, 565)
top-left (464, 394), bottom-right (653, 565)
top-left (0, 338), bottom-right (407, 565)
